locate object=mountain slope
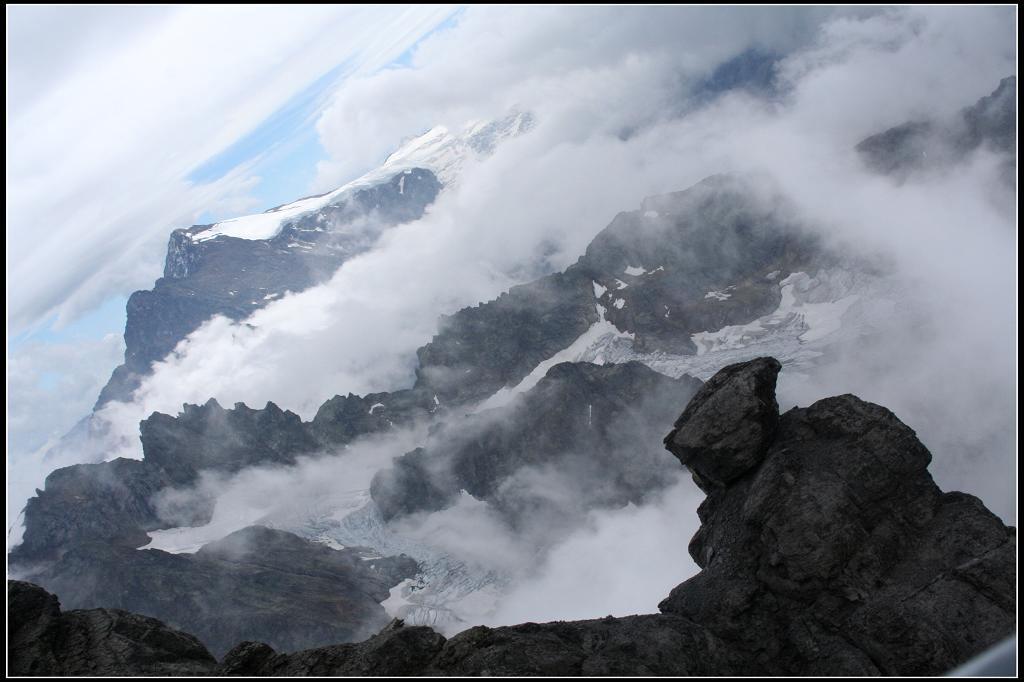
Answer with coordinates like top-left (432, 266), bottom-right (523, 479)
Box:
top-left (96, 111), bottom-right (535, 407)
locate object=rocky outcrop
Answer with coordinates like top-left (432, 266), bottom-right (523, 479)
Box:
top-left (140, 398), bottom-right (321, 485)
top-left (11, 357), bottom-right (1014, 676)
top-left (663, 356), bottom-right (780, 489)
top-left (657, 361), bottom-right (1016, 674)
top-left (8, 580), bottom-right (217, 676)
top-left (13, 526), bottom-right (417, 659)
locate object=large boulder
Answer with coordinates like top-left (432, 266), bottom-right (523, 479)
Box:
top-left (658, 363), bottom-right (1015, 675)
top-left (663, 356), bottom-right (781, 489)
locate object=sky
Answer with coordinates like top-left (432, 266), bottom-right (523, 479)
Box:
top-left (4, 5), bottom-right (1018, 626)
top-left (7, 4), bottom-right (460, 458)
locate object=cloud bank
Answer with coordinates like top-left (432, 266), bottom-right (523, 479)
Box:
top-left (8, 5), bottom-right (1016, 621)
top-left (6, 5), bottom-right (455, 332)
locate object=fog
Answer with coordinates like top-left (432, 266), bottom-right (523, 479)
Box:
top-left (10, 5), bottom-right (1016, 624)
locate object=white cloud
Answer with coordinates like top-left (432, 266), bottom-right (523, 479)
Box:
top-left (8, 5), bottom-right (1017, 619)
top-left (6, 333), bottom-right (126, 547)
top-left (6, 5), bottom-right (456, 332)
top-left (486, 475), bottom-right (703, 626)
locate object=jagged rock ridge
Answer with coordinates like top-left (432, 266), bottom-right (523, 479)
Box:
top-left (856, 76), bottom-right (1016, 180)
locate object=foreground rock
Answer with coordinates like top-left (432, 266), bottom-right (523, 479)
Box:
top-left (659, 359), bottom-right (1016, 674)
top-left (10, 357), bottom-right (1014, 676)
top-left (663, 356), bottom-right (780, 489)
top-left (8, 580), bottom-right (216, 676)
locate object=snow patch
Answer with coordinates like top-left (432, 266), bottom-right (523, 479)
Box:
top-left (704, 287), bottom-right (734, 301)
top-left (693, 272), bottom-right (859, 355)
top-left (592, 281), bottom-right (607, 298)
top-left (613, 298), bottom-right (626, 309)
top-left (369, 403), bottom-right (385, 415)
top-left (624, 265), bottom-right (647, 276)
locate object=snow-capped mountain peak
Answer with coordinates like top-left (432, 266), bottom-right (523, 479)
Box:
top-left (190, 110), bottom-right (535, 244)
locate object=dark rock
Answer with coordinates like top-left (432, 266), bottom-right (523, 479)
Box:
top-left (663, 356), bottom-right (780, 489)
top-left (13, 527), bottom-right (418, 659)
top-left (220, 620), bottom-right (447, 676)
top-left (15, 392), bottom-right (437, 560)
top-left (8, 580), bottom-right (217, 676)
top-left (8, 356), bottom-right (1015, 675)
top-left (309, 388), bottom-right (437, 445)
top-left (218, 641), bottom-right (278, 676)
top-left (140, 398), bottom-right (320, 485)
top-left (657, 363), bottom-right (1015, 676)
top-left (959, 75), bottom-right (1016, 155)
top-left (414, 173), bottom-right (823, 402)
top-left (372, 361), bottom-right (703, 527)
top-left (14, 458), bottom-right (175, 559)
top-left (414, 269), bottom-right (600, 404)
top-left (427, 615), bottom-right (742, 676)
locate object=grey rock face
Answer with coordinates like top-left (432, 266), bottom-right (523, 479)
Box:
top-left (8, 580), bottom-right (217, 676)
top-left (13, 526), bottom-right (417, 659)
top-left (15, 458), bottom-right (172, 559)
top-left (414, 269), bottom-right (601, 404)
top-left (96, 169), bottom-right (441, 408)
top-left (658, 375), bottom-right (1016, 675)
top-left (414, 173), bottom-right (823, 405)
top-left (663, 356), bottom-right (780, 489)
top-left (372, 361), bottom-right (703, 525)
top-left (140, 398), bottom-right (321, 485)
